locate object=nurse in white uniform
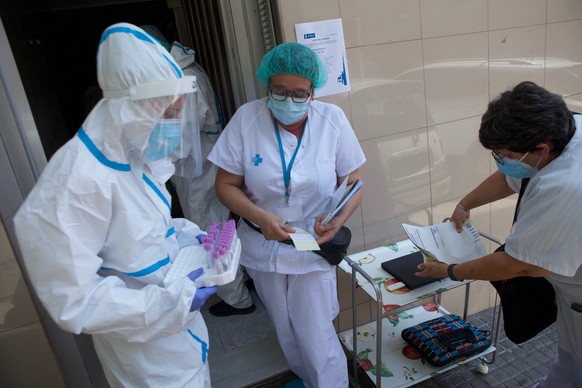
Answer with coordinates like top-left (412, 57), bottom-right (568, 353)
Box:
top-left (208, 42), bottom-right (366, 387)
top-left (13, 23), bottom-right (217, 387)
top-left (417, 81), bottom-right (582, 387)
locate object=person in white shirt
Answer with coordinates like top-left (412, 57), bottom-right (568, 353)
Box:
top-left (417, 81), bottom-right (582, 387)
top-left (208, 42), bottom-right (366, 388)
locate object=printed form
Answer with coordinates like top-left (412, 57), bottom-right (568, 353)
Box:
top-left (402, 221), bottom-right (487, 264)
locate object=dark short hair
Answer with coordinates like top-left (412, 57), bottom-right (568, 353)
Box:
top-left (479, 81), bottom-right (575, 154)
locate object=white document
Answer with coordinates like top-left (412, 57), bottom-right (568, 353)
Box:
top-left (401, 221), bottom-right (487, 264)
top-left (288, 228), bottom-right (320, 251)
top-left (295, 18), bottom-right (350, 97)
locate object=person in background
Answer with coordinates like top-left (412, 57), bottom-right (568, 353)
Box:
top-left (208, 42), bottom-right (366, 387)
top-left (417, 81), bottom-right (582, 387)
top-left (140, 24), bottom-right (256, 317)
top-left (13, 23), bottom-right (217, 387)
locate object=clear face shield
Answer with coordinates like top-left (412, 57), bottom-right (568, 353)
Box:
top-left (119, 76), bottom-right (203, 178)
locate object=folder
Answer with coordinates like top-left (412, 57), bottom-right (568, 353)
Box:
top-left (321, 179), bottom-right (363, 225)
top-left (380, 251), bottom-right (439, 290)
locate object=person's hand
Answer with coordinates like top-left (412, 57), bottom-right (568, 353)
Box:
top-left (314, 215), bottom-right (341, 245)
top-left (258, 213), bottom-right (294, 241)
top-left (187, 268), bottom-right (218, 312)
top-left (451, 203), bottom-right (470, 232)
top-left (415, 261), bottom-right (448, 279)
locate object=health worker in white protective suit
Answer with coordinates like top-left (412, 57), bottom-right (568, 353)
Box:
top-left (169, 40), bottom-right (256, 317)
top-left (13, 23), bottom-right (217, 387)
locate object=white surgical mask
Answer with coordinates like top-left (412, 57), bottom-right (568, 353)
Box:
top-left (268, 97), bottom-right (309, 125)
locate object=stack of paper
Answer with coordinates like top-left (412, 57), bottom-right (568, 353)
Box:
top-left (402, 221), bottom-right (487, 264)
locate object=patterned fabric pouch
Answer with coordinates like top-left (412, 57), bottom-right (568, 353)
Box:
top-left (401, 313), bottom-right (491, 367)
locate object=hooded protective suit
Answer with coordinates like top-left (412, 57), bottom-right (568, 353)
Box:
top-left (170, 42), bottom-right (229, 230)
top-left (13, 23), bottom-right (212, 387)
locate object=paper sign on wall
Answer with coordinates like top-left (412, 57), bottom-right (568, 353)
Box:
top-left (295, 18), bottom-right (350, 98)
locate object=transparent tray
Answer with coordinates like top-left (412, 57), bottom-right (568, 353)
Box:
top-left (163, 237), bottom-right (241, 288)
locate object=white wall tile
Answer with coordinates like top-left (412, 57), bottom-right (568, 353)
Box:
top-left (423, 33), bottom-right (489, 125)
top-left (546, 20), bottom-right (582, 96)
top-left (348, 41), bottom-right (426, 140)
top-left (362, 209), bottom-right (431, 250)
top-left (489, 25), bottom-right (546, 97)
top-left (0, 323), bottom-right (65, 387)
top-left (428, 117), bottom-right (490, 204)
top-left (488, 0), bottom-right (547, 31)
top-left (547, 0), bottom-right (582, 23)
top-left (565, 93), bottom-right (582, 113)
top-left (318, 92), bottom-right (353, 130)
top-left (420, 0), bottom-right (487, 38)
top-left (277, 0), bottom-right (341, 42)
top-left (360, 129), bottom-right (431, 227)
top-left (432, 200), bottom-right (491, 237)
top-left (0, 221), bottom-right (38, 333)
top-left (340, 0), bottom-right (421, 47)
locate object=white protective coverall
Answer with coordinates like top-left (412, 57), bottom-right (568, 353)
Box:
top-left (170, 42), bottom-right (252, 309)
top-left (170, 42), bottom-right (228, 230)
top-left (13, 23), bottom-right (212, 387)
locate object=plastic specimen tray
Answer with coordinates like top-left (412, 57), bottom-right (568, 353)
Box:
top-left (163, 237), bottom-right (241, 288)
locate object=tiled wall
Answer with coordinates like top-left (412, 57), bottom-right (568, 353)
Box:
top-left (0, 220), bottom-right (65, 387)
top-left (274, 0), bottom-right (582, 329)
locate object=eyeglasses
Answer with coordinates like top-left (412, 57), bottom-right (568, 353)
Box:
top-left (492, 150), bottom-right (530, 165)
top-left (269, 87), bottom-right (312, 103)
top-left (491, 150), bottom-right (506, 165)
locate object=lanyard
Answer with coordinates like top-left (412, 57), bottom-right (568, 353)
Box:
top-left (274, 118), bottom-right (306, 203)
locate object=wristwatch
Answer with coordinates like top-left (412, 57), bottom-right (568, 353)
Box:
top-left (447, 264), bottom-right (464, 281)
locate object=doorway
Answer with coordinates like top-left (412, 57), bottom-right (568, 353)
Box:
top-left (0, 0), bottom-right (180, 159)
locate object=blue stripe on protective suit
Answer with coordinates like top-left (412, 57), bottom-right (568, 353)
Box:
top-left (101, 256), bottom-right (170, 277)
top-left (99, 26), bottom-right (182, 78)
top-left (166, 227), bottom-right (175, 238)
top-left (77, 127), bottom-right (130, 171)
top-left (143, 174), bottom-right (171, 211)
top-left (188, 329), bottom-right (209, 363)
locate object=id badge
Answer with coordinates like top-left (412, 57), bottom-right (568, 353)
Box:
top-left (275, 204), bottom-right (303, 222)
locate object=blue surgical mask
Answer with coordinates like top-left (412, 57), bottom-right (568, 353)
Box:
top-left (268, 96), bottom-right (309, 125)
top-left (144, 119), bottom-right (183, 161)
top-left (495, 152), bottom-right (537, 178)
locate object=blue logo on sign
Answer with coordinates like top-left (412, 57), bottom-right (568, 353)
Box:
top-left (304, 33), bottom-right (315, 39)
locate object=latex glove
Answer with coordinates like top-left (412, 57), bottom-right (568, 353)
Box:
top-left (187, 268), bottom-right (218, 312)
top-left (196, 233), bottom-right (206, 244)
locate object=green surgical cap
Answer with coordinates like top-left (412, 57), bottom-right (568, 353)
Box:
top-left (256, 42), bottom-right (327, 89)
top-left (140, 25), bottom-right (171, 52)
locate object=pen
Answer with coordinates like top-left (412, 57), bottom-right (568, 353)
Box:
top-left (279, 220), bottom-right (289, 228)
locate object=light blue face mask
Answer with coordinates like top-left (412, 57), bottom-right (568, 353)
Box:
top-left (144, 119), bottom-right (183, 161)
top-left (268, 96), bottom-right (309, 125)
top-left (495, 152), bottom-right (538, 178)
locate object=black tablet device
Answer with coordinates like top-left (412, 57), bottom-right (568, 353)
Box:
top-left (381, 251), bottom-right (439, 290)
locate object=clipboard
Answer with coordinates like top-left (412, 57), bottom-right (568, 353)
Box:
top-left (380, 251), bottom-right (439, 290)
top-left (321, 179), bottom-right (363, 225)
